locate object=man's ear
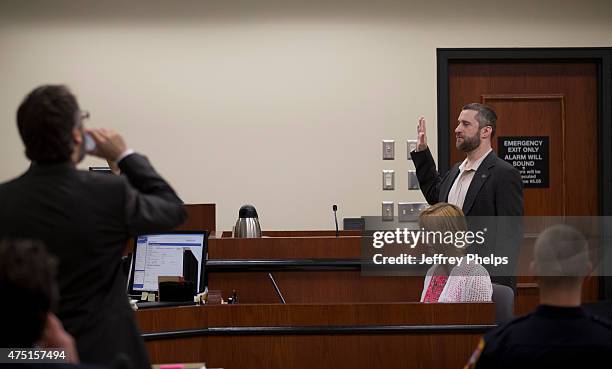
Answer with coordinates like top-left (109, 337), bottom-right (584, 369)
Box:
top-left (72, 128), bottom-right (83, 146)
top-left (481, 126), bottom-right (492, 139)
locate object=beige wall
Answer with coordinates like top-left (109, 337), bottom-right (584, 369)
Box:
top-left (1, 0), bottom-right (611, 231)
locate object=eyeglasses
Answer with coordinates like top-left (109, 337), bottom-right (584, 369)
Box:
top-left (79, 110), bottom-right (90, 121)
top-left (74, 110), bottom-right (90, 128)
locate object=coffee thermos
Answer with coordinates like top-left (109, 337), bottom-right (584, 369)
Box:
top-left (233, 204), bottom-right (262, 238)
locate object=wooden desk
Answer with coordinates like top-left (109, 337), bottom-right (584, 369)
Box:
top-left (207, 233), bottom-right (600, 314)
top-left (206, 236), bottom-right (424, 303)
top-left (220, 230), bottom-right (362, 237)
top-left (136, 302), bottom-right (495, 369)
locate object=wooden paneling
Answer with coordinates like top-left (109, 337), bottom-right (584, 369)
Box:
top-left (177, 203), bottom-right (216, 232)
top-left (209, 271), bottom-right (424, 304)
top-left (515, 283), bottom-right (539, 315)
top-left (208, 236), bottom-right (361, 258)
top-left (136, 303), bottom-right (495, 369)
top-left (515, 277), bottom-right (600, 316)
top-left (449, 62), bottom-right (598, 216)
top-left (221, 230), bottom-right (362, 237)
top-left (206, 235), bottom-right (583, 309)
top-left (449, 61), bottom-right (600, 308)
top-left (143, 334), bottom-right (485, 369)
top-left (483, 95), bottom-right (565, 215)
top-left (207, 236), bottom-right (423, 303)
top-left (137, 303), bottom-right (494, 332)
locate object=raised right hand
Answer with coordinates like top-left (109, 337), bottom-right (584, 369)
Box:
top-left (416, 116), bottom-right (428, 152)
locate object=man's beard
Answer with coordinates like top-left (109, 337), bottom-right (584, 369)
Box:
top-left (456, 133), bottom-right (481, 152)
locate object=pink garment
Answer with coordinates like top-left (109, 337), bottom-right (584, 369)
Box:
top-left (422, 275), bottom-right (449, 302)
top-left (420, 263), bottom-right (492, 303)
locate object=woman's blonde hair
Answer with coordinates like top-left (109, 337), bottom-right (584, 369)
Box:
top-left (418, 202), bottom-right (468, 233)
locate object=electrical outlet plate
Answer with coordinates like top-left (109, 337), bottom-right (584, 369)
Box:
top-left (382, 170), bottom-right (395, 190)
top-left (382, 201), bottom-right (394, 221)
top-left (407, 139), bottom-right (417, 160)
top-left (408, 170), bottom-right (419, 190)
top-left (382, 140), bottom-right (395, 160)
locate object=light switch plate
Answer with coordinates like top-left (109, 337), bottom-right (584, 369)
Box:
top-left (407, 140), bottom-right (417, 160)
top-left (398, 202), bottom-right (427, 222)
top-left (382, 170), bottom-right (395, 190)
top-left (408, 170), bottom-right (419, 190)
top-left (382, 201), bottom-right (394, 221)
top-left (382, 140), bottom-right (395, 160)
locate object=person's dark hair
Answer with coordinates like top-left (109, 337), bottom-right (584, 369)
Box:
top-left (0, 239), bottom-right (59, 347)
top-left (17, 85), bottom-right (80, 164)
top-left (462, 103), bottom-right (497, 137)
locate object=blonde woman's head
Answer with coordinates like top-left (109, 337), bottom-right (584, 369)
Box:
top-left (418, 203), bottom-right (468, 255)
top-left (419, 203), bottom-right (467, 233)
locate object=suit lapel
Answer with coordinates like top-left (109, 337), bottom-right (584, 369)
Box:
top-left (441, 164), bottom-right (461, 202)
top-left (462, 151), bottom-right (496, 215)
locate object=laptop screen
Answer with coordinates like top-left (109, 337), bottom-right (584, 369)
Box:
top-left (130, 231), bottom-right (207, 293)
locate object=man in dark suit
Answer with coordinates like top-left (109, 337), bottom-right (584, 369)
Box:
top-left (410, 103), bottom-right (523, 216)
top-left (0, 85), bottom-right (187, 369)
top-left (410, 103), bottom-right (523, 287)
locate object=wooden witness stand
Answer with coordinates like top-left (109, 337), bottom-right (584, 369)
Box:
top-left (133, 204), bottom-right (548, 368)
top-left (136, 204), bottom-right (494, 369)
top-left (137, 302), bottom-right (494, 369)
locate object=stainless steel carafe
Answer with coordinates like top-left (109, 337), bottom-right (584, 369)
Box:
top-left (233, 204), bottom-right (262, 238)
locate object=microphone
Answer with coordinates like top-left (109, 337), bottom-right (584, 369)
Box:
top-left (268, 272), bottom-right (286, 304)
top-left (332, 204), bottom-right (339, 238)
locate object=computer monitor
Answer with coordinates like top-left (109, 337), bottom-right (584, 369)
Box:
top-left (128, 231), bottom-right (208, 295)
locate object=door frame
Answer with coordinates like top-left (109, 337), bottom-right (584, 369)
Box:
top-left (436, 47), bottom-right (612, 298)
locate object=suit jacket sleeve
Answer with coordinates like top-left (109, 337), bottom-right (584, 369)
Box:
top-left (411, 147), bottom-right (442, 205)
top-left (495, 165), bottom-right (524, 216)
top-left (118, 153), bottom-right (187, 235)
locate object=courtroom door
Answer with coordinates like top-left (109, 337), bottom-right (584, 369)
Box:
top-left (437, 48), bottom-right (612, 310)
top-left (448, 61), bottom-right (598, 216)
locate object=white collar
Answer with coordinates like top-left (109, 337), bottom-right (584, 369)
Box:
top-left (459, 148), bottom-right (492, 172)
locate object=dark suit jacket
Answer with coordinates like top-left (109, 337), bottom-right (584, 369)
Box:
top-left (0, 154), bottom-right (187, 369)
top-left (411, 148), bottom-right (523, 216)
